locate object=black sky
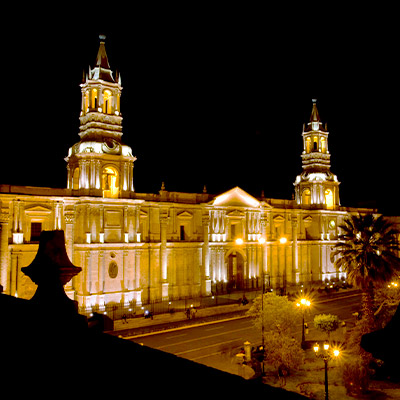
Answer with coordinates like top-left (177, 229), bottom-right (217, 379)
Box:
top-left (1, 8), bottom-right (399, 215)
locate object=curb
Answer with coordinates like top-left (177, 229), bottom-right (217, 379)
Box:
top-left (121, 314), bottom-right (249, 340)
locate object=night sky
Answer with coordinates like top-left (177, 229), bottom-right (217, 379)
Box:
top-left (1, 9), bottom-right (399, 215)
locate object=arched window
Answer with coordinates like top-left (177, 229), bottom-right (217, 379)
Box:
top-left (73, 167), bottom-right (80, 190)
top-left (313, 137), bottom-right (318, 151)
top-left (103, 90), bottom-right (112, 114)
top-left (302, 189), bottom-right (311, 205)
top-left (92, 89), bottom-right (98, 109)
top-left (325, 189), bottom-right (334, 209)
top-left (102, 166), bottom-right (119, 198)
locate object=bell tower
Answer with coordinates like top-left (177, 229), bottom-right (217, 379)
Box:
top-left (65, 35), bottom-right (136, 198)
top-left (294, 99), bottom-right (340, 209)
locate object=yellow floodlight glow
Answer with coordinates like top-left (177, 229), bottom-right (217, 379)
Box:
top-left (235, 238), bottom-right (244, 245)
top-left (279, 237), bottom-right (287, 244)
top-left (258, 237), bottom-right (266, 245)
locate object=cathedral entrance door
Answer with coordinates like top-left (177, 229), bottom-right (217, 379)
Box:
top-left (227, 251), bottom-right (244, 291)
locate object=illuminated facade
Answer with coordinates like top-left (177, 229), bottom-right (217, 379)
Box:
top-left (0, 37), bottom-right (373, 312)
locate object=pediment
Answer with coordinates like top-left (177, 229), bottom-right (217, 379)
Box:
top-left (139, 209), bottom-right (148, 218)
top-left (303, 215), bottom-right (313, 226)
top-left (25, 205), bottom-right (52, 214)
top-left (227, 210), bottom-right (246, 218)
top-left (211, 187), bottom-right (261, 208)
top-left (273, 214), bottom-right (285, 225)
top-left (177, 211), bottom-right (193, 219)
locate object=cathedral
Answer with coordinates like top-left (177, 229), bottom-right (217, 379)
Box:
top-left (0, 37), bottom-right (372, 313)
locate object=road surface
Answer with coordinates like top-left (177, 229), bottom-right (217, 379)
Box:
top-left (128, 293), bottom-right (361, 374)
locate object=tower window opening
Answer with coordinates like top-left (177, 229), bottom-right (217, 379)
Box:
top-left (103, 90), bottom-right (112, 114)
top-left (306, 137), bottom-right (311, 153)
top-left (325, 189), bottom-right (334, 209)
top-left (92, 89), bottom-right (98, 109)
top-left (302, 189), bottom-right (311, 205)
top-left (73, 167), bottom-right (80, 190)
top-left (102, 166), bottom-right (119, 198)
top-left (313, 137), bottom-right (318, 151)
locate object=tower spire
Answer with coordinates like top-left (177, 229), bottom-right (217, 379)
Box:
top-left (90, 35), bottom-right (114, 82)
top-left (294, 100), bottom-right (340, 209)
top-left (310, 99), bottom-right (320, 122)
top-left (65, 36), bottom-right (136, 199)
top-left (95, 34), bottom-right (111, 69)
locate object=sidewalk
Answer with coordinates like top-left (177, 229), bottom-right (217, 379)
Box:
top-left (108, 287), bottom-right (361, 337)
top-left (111, 302), bottom-right (252, 337)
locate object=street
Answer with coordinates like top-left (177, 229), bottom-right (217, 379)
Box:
top-left (128, 293), bottom-right (361, 375)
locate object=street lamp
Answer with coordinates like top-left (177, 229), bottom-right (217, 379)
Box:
top-left (313, 342), bottom-right (340, 400)
top-left (296, 297), bottom-right (311, 349)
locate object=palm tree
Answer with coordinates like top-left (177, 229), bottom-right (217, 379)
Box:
top-left (331, 213), bottom-right (400, 329)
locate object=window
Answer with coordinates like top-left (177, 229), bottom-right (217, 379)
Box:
top-left (103, 90), bottom-right (112, 114)
top-left (102, 166), bottom-right (119, 198)
top-left (230, 224), bottom-right (236, 240)
top-left (180, 225), bottom-right (185, 241)
top-left (302, 189), bottom-right (311, 205)
top-left (92, 89), bottom-right (98, 109)
top-left (31, 222), bottom-right (42, 242)
top-left (325, 189), bottom-right (334, 209)
top-left (73, 167), bottom-right (80, 190)
top-left (313, 137), bottom-right (318, 151)
top-left (321, 137), bottom-right (327, 153)
top-left (306, 137), bottom-right (311, 153)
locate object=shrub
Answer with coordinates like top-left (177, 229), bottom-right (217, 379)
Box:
top-left (313, 314), bottom-right (340, 340)
top-left (342, 357), bottom-right (370, 396)
top-left (263, 331), bottom-right (304, 377)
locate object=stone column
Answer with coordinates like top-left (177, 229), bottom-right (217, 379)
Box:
top-left (10, 251), bottom-right (19, 297)
top-left (122, 250), bottom-right (130, 306)
top-left (160, 212), bottom-right (169, 300)
top-left (64, 210), bottom-right (75, 299)
top-left (0, 212), bottom-right (10, 293)
top-left (291, 214), bottom-right (298, 285)
top-left (134, 249), bottom-right (142, 305)
top-left (201, 214), bottom-right (211, 296)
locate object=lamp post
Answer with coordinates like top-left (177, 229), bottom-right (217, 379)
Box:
top-left (296, 297), bottom-right (311, 349)
top-left (258, 236), bottom-right (266, 375)
top-left (313, 342), bottom-right (340, 400)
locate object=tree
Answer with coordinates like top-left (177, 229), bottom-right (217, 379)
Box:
top-left (247, 292), bottom-right (302, 336)
top-left (313, 313), bottom-right (340, 340)
top-left (246, 293), bottom-right (304, 377)
top-left (331, 213), bottom-right (400, 330)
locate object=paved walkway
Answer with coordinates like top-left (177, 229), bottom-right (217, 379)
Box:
top-left (109, 288), bottom-right (360, 337)
top-left (112, 302), bottom-right (252, 336)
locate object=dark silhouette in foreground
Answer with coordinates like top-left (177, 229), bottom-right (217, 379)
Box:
top-left (361, 303), bottom-right (400, 381)
top-left (1, 230), bottom-right (305, 398)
